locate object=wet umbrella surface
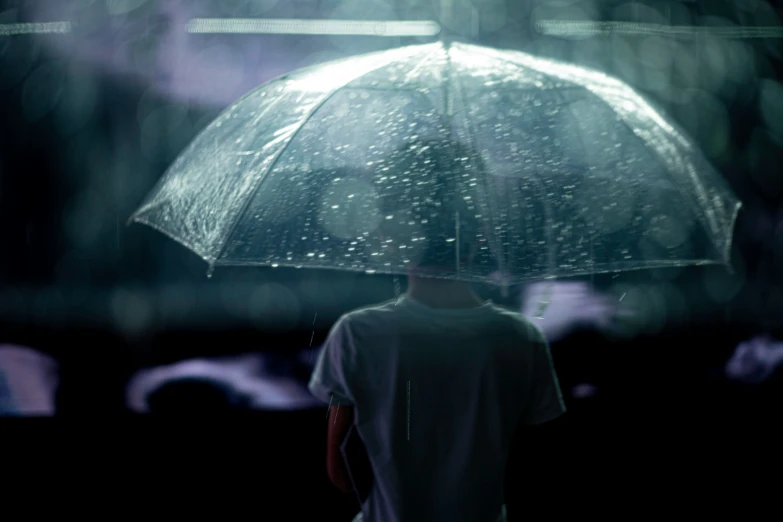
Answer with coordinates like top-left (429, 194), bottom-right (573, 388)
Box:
top-left (130, 41), bottom-right (741, 284)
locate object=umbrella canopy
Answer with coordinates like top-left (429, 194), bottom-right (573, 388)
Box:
top-left (130, 41), bottom-right (741, 285)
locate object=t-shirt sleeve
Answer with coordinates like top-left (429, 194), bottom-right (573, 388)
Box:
top-left (307, 315), bottom-right (356, 406)
top-left (522, 335), bottom-right (566, 425)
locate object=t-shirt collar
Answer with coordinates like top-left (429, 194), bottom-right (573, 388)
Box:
top-left (396, 294), bottom-right (494, 316)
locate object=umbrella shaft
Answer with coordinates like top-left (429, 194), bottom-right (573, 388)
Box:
top-left (456, 210), bottom-right (460, 278)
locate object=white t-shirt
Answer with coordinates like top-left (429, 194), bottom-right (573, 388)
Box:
top-left (308, 294), bottom-right (565, 522)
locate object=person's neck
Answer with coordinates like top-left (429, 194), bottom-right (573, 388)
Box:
top-left (406, 276), bottom-right (485, 309)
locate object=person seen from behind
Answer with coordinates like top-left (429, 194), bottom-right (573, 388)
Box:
top-left (308, 138), bottom-right (566, 522)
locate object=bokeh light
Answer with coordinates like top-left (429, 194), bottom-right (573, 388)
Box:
top-left (571, 382), bottom-right (598, 399)
top-left (248, 282), bottom-right (302, 331)
top-left (53, 64), bottom-right (98, 136)
top-left (758, 79), bottom-right (783, 145)
top-left (702, 262), bottom-right (746, 304)
top-left (106, 0), bottom-right (151, 17)
top-left (22, 59), bottom-right (64, 122)
top-left (111, 287), bottom-right (154, 335)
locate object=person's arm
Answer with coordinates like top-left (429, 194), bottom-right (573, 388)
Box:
top-left (327, 403), bottom-right (375, 496)
top-left (308, 316), bottom-right (373, 497)
top-left (308, 317), bottom-right (361, 492)
top-left (327, 404), bottom-right (355, 492)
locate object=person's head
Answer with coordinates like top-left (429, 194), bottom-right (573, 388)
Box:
top-left (381, 137), bottom-right (488, 280)
top-left (408, 140), bottom-right (485, 277)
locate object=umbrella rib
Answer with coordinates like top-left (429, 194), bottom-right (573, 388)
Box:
top-left (212, 96), bottom-right (333, 266)
top-left (469, 44), bottom-right (691, 149)
top-left (575, 95), bottom-right (720, 262)
top-left (449, 51), bottom-right (507, 282)
top-left (467, 44), bottom-right (735, 271)
top-left (455, 44), bottom-right (590, 280)
top-left (543, 85), bottom-right (578, 276)
top-left (129, 77), bottom-right (290, 265)
top-left (403, 50), bottom-right (438, 84)
top-left (211, 83), bottom-right (384, 267)
top-left (211, 47), bottom-right (433, 268)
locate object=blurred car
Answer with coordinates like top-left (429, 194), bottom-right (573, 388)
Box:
top-left (725, 334), bottom-right (783, 384)
top-left (0, 345), bottom-right (59, 416)
top-left (520, 281), bottom-right (624, 342)
top-left (126, 349), bottom-right (323, 412)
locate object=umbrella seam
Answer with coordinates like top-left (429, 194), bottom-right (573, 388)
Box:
top-left (129, 75), bottom-right (291, 227)
top-left (131, 47), bottom-right (419, 267)
top-left (210, 63), bottom-right (410, 268)
top-left (130, 46), bottom-right (416, 227)
top-left (602, 110), bottom-right (726, 260)
top-left (450, 46), bottom-right (507, 281)
top-left (468, 43), bottom-right (733, 271)
top-left (467, 43), bottom-right (691, 148)
top-left (541, 85), bottom-right (573, 277)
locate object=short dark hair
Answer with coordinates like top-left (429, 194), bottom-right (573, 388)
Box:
top-left (382, 138), bottom-right (486, 268)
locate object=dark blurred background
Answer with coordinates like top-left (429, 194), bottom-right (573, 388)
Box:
top-left (1, 0), bottom-right (783, 518)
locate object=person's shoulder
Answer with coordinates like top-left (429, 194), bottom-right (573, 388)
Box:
top-left (488, 305), bottom-right (547, 344)
top-left (338, 298), bottom-right (401, 326)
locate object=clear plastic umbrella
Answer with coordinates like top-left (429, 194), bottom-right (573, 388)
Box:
top-left (129, 41), bottom-right (741, 286)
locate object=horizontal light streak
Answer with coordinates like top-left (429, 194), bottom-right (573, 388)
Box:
top-left (0, 21), bottom-right (71, 35)
top-left (187, 18), bottom-right (440, 36)
top-left (536, 20), bottom-right (783, 39)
